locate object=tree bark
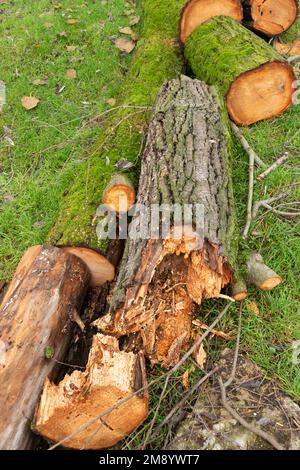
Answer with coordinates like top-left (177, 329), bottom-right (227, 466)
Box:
top-left (0, 246), bottom-right (90, 449)
top-left (179, 0), bottom-right (243, 43)
top-left (185, 16), bottom-right (295, 126)
top-left (242, 0), bottom-right (298, 37)
top-left (247, 252), bottom-right (282, 290)
top-left (95, 76), bottom-right (237, 368)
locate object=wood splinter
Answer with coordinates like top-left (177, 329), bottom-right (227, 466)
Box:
top-left (247, 252), bottom-right (282, 291)
top-left (34, 334), bottom-right (148, 450)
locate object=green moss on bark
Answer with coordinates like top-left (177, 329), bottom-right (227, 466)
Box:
top-left (48, 2), bottom-right (185, 247)
top-left (185, 16), bottom-right (284, 97)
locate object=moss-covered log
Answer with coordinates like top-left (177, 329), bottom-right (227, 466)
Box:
top-left (48, 0), bottom-right (187, 249)
top-left (185, 16), bottom-right (295, 126)
top-left (242, 0), bottom-right (298, 37)
top-left (179, 0), bottom-right (243, 43)
top-left (94, 76), bottom-right (238, 368)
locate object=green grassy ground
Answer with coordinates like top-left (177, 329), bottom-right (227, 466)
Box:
top-left (0, 0), bottom-right (299, 451)
top-left (0, 0), bottom-right (141, 279)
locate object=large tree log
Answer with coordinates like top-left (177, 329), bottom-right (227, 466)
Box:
top-left (179, 0), bottom-right (243, 43)
top-left (0, 246), bottom-right (90, 449)
top-left (185, 16), bottom-right (296, 126)
top-left (95, 76), bottom-right (237, 368)
top-left (242, 0), bottom-right (298, 37)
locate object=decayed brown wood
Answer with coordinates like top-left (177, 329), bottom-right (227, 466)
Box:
top-left (247, 252), bottom-right (282, 290)
top-left (34, 334), bottom-right (148, 449)
top-left (0, 246), bottom-right (90, 450)
top-left (243, 0), bottom-right (298, 37)
top-left (95, 76), bottom-right (237, 368)
top-left (61, 246), bottom-right (115, 287)
top-left (179, 0), bottom-right (243, 43)
top-left (103, 174), bottom-right (136, 213)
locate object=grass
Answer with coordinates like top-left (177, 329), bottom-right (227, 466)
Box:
top-left (0, 0), bottom-right (299, 451)
top-left (0, 0), bottom-right (141, 279)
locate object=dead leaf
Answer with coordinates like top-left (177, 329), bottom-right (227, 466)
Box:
top-left (21, 96), bottom-right (40, 110)
top-left (119, 26), bottom-right (134, 36)
top-left (58, 31), bottom-right (67, 37)
top-left (66, 68), bottom-right (76, 79)
top-left (106, 97), bottom-right (116, 106)
top-left (192, 319), bottom-right (234, 341)
top-left (66, 18), bottom-right (78, 25)
top-left (193, 343), bottom-right (207, 370)
top-left (32, 78), bottom-right (47, 86)
top-left (182, 370), bottom-right (190, 390)
top-left (129, 15), bottom-right (140, 26)
top-left (247, 301), bottom-right (260, 317)
top-left (66, 45), bottom-right (77, 52)
top-left (114, 37), bottom-right (135, 53)
top-left (44, 22), bottom-right (53, 28)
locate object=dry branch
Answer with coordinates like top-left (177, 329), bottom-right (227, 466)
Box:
top-left (257, 152), bottom-right (289, 181)
top-left (247, 252), bottom-right (282, 290)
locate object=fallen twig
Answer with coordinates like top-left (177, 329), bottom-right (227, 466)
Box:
top-left (230, 122), bottom-right (265, 167)
top-left (242, 132), bottom-right (255, 239)
top-left (48, 302), bottom-right (233, 450)
top-left (257, 152), bottom-right (289, 181)
top-left (192, 319), bottom-right (234, 341)
top-left (252, 191), bottom-right (290, 219)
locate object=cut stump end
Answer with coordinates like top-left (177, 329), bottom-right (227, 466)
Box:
top-left (103, 174), bottom-right (136, 214)
top-left (250, 0), bottom-right (298, 37)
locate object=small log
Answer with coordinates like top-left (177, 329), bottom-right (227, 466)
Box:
top-left (232, 278), bottom-right (248, 301)
top-left (0, 246), bottom-right (90, 449)
top-left (185, 16), bottom-right (296, 126)
top-left (103, 174), bottom-right (136, 214)
top-left (34, 334), bottom-right (148, 449)
top-left (179, 0), bottom-right (243, 43)
top-left (242, 0), bottom-right (298, 37)
top-left (61, 246), bottom-right (115, 287)
top-left (95, 76), bottom-right (237, 368)
top-left (247, 252), bottom-right (282, 290)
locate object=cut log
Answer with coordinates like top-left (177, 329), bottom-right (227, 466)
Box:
top-left (61, 246), bottom-right (115, 287)
top-left (0, 245), bottom-right (90, 449)
top-left (185, 16), bottom-right (296, 126)
top-left (274, 38), bottom-right (300, 56)
top-left (34, 334), bottom-right (148, 449)
top-left (179, 0), bottom-right (243, 43)
top-left (247, 252), bottom-right (282, 290)
top-left (94, 76), bottom-right (237, 368)
top-left (103, 174), bottom-right (136, 214)
top-left (232, 277), bottom-right (248, 301)
top-left (242, 0), bottom-right (298, 37)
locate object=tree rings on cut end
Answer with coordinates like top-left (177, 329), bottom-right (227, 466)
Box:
top-left (227, 61), bottom-right (295, 126)
top-left (179, 0), bottom-right (243, 43)
top-left (103, 174), bottom-right (136, 213)
top-left (250, 0), bottom-right (298, 37)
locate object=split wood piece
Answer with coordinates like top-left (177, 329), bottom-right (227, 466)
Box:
top-left (103, 174), bottom-right (136, 213)
top-left (242, 0), bottom-right (298, 37)
top-left (179, 0), bottom-right (243, 43)
top-left (0, 245), bottom-right (90, 450)
top-left (247, 252), bottom-right (282, 290)
top-left (274, 39), bottom-right (300, 56)
top-left (94, 76), bottom-right (237, 368)
top-left (62, 246), bottom-right (115, 288)
top-left (34, 334), bottom-right (148, 450)
top-left (185, 16), bottom-right (296, 126)
top-left (232, 277), bottom-right (248, 301)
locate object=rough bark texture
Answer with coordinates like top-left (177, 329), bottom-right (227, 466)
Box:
top-left (242, 0), bottom-right (298, 37)
top-left (95, 76), bottom-right (237, 367)
top-left (0, 246), bottom-right (90, 449)
top-left (185, 16), bottom-right (295, 125)
top-left (179, 0), bottom-right (243, 43)
top-left (34, 334), bottom-right (148, 449)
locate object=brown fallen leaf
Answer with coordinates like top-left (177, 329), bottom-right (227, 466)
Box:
top-left (182, 370), bottom-right (190, 390)
top-left (119, 26), bottom-right (134, 36)
top-left (129, 15), bottom-right (140, 26)
top-left (247, 301), bottom-right (260, 317)
top-left (32, 78), bottom-right (47, 86)
top-left (66, 45), bottom-right (77, 52)
top-left (21, 96), bottom-right (40, 110)
top-left (193, 342), bottom-right (207, 370)
top-left (192, 319), bottom-right (234, 341)
top-left (66, 68), bottom-right (77, 79)
top-left (58, 31), bottom-right (67, 37)
top-left (106, 97), bottom-right (116, 106)
top-left (66, 18), bottom-right (78, 25)
top-left (124, 9), bottom-right (135, 16)
top-left (114, 37), bottom-right (135, 53)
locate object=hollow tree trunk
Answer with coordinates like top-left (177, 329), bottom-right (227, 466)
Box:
top-left (95, 76), bottom-right (237, 368)
top-left (242, 0), bottom-right (298, 37)
top-left (179, 0), bottom-right (243, 43)
top-left (0, 246), bottom-right (90, 450)
top-left (184, 16), bottom-right (295, 126)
